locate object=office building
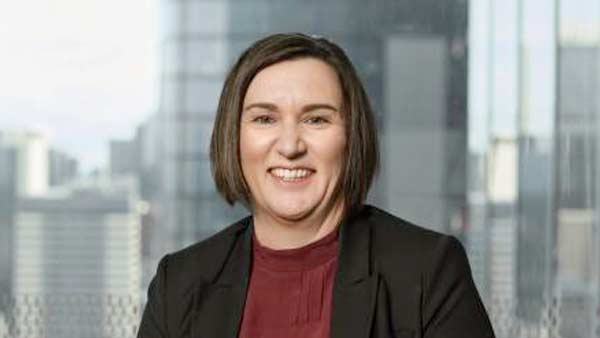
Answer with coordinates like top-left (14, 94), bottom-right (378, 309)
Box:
top-left (49, 148), bottom-right (79, 187)
top-left (0, 147), bottom-right (16, 322)
top-left (12, 186), bottom-right (142, 338)
top-left (0, 130), bottom-right (50, 329)
top-left (0, 131), bottom-right (49, 197)
top-left (468, 1), bottom-right (600, 337)
top-left (110, 139), bottom-right (139, 177)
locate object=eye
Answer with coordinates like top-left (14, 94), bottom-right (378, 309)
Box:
top-left (252, 115), bottom-right (275, 124)
top-left (305, 116), bottom-right (330, 125)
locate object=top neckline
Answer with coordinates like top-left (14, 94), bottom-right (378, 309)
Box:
top-left (252, 226), bottom-right (339, 272)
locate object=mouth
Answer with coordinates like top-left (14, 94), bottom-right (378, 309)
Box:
top-left (268, 167), bottom-right (316, 182)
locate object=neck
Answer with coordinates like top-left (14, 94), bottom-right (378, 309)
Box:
top-left (252, 201), bottom-right (344, 250)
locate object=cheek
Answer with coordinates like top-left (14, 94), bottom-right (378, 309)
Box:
top-left (319, 133), bottom-right (346, 174)
top-left (239, 129), bottom-right (270, 172)
top-left (239, 131), bottom-right (254, 175)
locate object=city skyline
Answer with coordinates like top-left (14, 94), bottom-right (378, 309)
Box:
top-left (0, 0), bottom-right (158, 174)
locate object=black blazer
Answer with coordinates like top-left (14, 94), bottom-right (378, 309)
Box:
top-left (138, 205), bottom-right (495, 338)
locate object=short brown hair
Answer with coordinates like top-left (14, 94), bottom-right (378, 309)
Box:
top-left (210, 32), bottom-right (379, 213)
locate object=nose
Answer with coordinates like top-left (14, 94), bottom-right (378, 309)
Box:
top-left (276, 122), bottom-right (307, 159)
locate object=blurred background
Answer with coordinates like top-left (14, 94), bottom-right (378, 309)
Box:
top-left (1, 0), bottom-right (599, 337)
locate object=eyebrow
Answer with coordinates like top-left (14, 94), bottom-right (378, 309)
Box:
top-left (243, 102), bottom-right (339, 113)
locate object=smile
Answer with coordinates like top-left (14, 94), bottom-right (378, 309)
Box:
top-left (270, 168), bottom-right (315, 182)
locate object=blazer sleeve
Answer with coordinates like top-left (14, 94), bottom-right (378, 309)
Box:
top-left (137, 254), bottom-right (170, 338)
top-left (421, 236), bottom-right (495, 338)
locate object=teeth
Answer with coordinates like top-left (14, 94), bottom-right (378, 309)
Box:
top-left (271, 168), bottom-right (312, 181)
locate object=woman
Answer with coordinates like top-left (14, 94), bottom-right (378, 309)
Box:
top-left (138, 33), bottom-right (495, 338)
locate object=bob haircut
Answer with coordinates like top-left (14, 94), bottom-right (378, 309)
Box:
top-left (210, 32), bottom-right (379, 213)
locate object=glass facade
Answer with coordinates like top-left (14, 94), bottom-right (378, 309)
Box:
top-left (468, 0), bottom-right (600, 336)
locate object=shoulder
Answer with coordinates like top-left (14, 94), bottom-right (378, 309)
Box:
top-left (139, 216), bottom-right (251, 336)
top-left (362, 205), bottom-right (457, 252)
top-left (361, 205), bottom-right (468, 278)
top-left (158, 215), bottom-right (251, 289)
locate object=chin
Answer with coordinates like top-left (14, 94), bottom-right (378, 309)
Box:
top-left (269, 201), bottom-right (317, 221)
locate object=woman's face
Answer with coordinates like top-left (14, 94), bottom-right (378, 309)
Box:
top-left (240, 57), bottom-right (346, 222)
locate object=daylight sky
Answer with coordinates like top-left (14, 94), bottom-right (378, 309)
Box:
top-left (0, 0), bottom-right (158, 173)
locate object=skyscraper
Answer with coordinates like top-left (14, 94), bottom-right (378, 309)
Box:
top-left (468, 1), bottom-right (600, 337)
top-left (0, 146), bottom-right (16, 326)
top-left (49, 148), bottom-right (79, 187)
top-left (13, 187), bottom-right (142, 338)
top-left (0, 130), bottom-right (50, 326)
top-left (0, 131), bottom-right (49, 197)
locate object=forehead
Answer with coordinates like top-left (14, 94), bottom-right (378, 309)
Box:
top-left (243, 57), bottom-right (342, 106)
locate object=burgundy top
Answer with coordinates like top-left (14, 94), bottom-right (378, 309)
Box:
top-left (238, 228), bottom-right (339, 338)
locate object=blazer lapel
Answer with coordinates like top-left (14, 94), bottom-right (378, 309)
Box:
top-left (191, 209), bottom-right (379, 338)
top-left (192, 219), bottom-right (252, 338)
top-left (331, 208), bottom-right (378, 338)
